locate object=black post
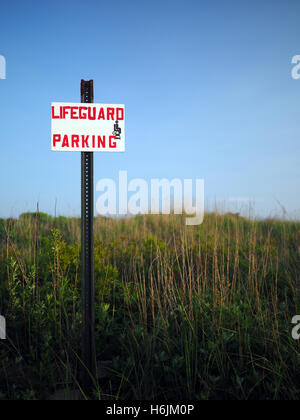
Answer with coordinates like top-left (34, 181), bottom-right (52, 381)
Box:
top-left (81, 80), bottom-right (96, 390)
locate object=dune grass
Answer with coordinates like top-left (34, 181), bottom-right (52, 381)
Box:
top-left (0, 211), bottom-right (299, 400)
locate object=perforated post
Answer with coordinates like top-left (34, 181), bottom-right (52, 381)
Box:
top-left (81, 80), bottom-right (96, 389)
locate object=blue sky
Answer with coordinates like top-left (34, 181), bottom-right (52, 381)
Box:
top-left (0, 0), bottom-right (300, 219)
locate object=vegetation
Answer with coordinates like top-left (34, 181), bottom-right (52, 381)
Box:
top-left (0, 211), bottom-right (299, 400)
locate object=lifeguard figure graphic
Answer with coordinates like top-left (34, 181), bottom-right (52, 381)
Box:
top-left (112, 120), bottom-right (121, 140)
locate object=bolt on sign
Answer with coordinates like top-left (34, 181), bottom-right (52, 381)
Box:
top-left (51, 103), bottom-right (125, 152)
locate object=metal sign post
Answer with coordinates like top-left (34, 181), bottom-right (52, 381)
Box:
top-left (51, 81), bottom-right (125, 393)
top-left (80, 80), bottom-right (96, 388)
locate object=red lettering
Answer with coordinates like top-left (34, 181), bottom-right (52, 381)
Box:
top-left (109, 136), bottom-right (116, 148)
top-left (98, 108), bottom-right (105, 120)
top-left (88, 107), bottom-right (96, 120)
top-left (52, 106), bottom-right (59, 119)
top-left (98, 136), bottom-right (106, 148)
top-left (71, 107), bottom-right (78, 119)
top-left (63, 107), bottom-right (71, 118)
top-left (53, 134), bottom-right (61, 146)
top-left (82, 135), bottom-right (89, 148)
top-left (62, 135), bottom-right (69, 148)
top-left (116, 108), bottom-right (124, 120)
top-left (72, 135), bottom-right (79, 147)
top-left (79, 107), bottom-right (87, 119)
top-left (107, 108), bottom-right (115, 120)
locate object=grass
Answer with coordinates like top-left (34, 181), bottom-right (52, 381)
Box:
top-left (0, 211), bottom-right (299, 400)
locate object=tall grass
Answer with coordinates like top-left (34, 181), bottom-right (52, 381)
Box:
top-left (0, 212), bottom-right (299, 400)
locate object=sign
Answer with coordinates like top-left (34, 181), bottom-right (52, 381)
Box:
top-left (51, 102), bottom-right (125, 152)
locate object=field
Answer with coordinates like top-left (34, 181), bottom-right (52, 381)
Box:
top-left (0, 212), bottom-right (299, 400)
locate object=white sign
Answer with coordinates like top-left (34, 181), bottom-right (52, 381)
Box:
top-left (51, 102), bottom-right (125, 152)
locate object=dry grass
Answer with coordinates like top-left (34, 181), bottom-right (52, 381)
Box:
top-left (0, 211), bottom-right (299, 399)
